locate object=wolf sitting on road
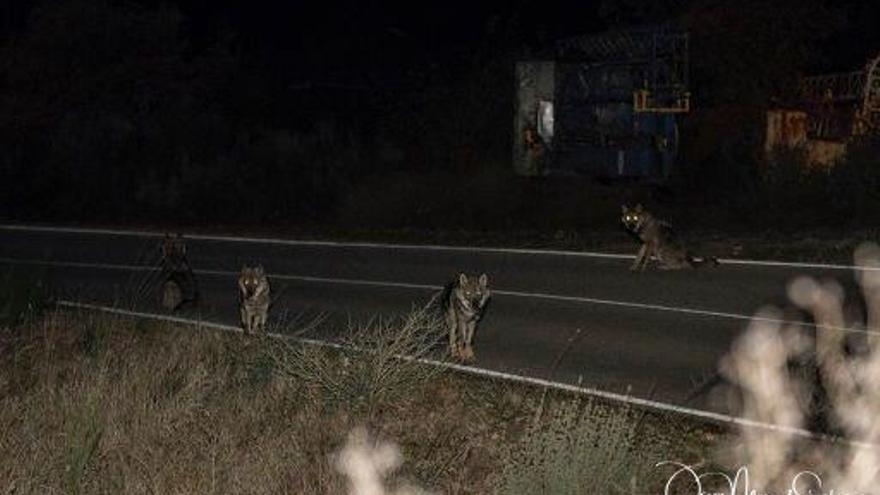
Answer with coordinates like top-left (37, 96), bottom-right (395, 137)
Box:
top-left (621, 204), bottom-right (719, 271)
top-left (159, 233), bottom-right (199, 311)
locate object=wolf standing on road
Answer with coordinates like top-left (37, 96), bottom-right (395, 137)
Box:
top-left (439, 273), bottom-right (491, 362)
top-left (238, 265), bottom-right (270, 334)
top-left (621, 204), bottom-right (718, 271)
top-left (159, 233), bottom-right (199, 311)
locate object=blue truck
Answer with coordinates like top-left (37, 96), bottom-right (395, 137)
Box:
top-left (514, 26), bottom-right (690, 183)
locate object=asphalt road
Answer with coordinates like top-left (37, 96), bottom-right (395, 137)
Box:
top-left (0, 225), bottom-right (866, 415)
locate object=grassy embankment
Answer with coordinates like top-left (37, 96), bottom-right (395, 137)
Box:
top-left (0, 267), bottom-right (725, 494)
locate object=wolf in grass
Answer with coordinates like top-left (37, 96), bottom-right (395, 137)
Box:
top-left (621, 204), bottom-right (719, 271)
top-left (159, 233), bottom-right (199, 311)
top-left (238, 265), bottom-right (270, 334)
top-left (427, 273), bottom-right (491, 362)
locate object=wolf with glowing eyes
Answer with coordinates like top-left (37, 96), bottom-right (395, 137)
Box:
top-left (621, 204), bottom-right (718, 271)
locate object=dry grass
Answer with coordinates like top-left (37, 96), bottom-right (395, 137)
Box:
top-left (0, 309), bottom-right (496, 493)
top-left (268, 309), bottom-right (446, 419)
top-left (499, 398), bottom-right (662, 495)
top-left (0, 303), bottom-right (722, 494)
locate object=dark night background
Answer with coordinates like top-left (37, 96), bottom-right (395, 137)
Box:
top-left (2, 0), bottom-right (880, 234)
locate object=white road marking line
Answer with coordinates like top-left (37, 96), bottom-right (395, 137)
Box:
top-left (2, 223), bottom-right (874, 271)
top-left (0, 258), bottom-right (157, 273)
top-left (2, 256), bottom-right (871, 336)
top-left (54, 300), bottom-right (877, 448)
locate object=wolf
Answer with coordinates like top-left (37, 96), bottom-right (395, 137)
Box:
top-left (159, 233), bottom-right (199, 311)
top-left (434, 273), bottom-right (491, 362)
top-left (621, 204), bottom-right (719, 271)
top-left (238, 265), bottom-right (270, 334)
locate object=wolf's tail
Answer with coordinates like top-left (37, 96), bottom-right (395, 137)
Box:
top-left (687, 253), bottom-right (720, 268)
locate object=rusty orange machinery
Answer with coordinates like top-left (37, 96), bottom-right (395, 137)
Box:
top-left (766, 52), bottom-right (880, 166)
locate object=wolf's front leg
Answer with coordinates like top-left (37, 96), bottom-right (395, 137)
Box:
top-left (256, 306), bottom-right (268, 333)
top-left (460, 320), bottom-right (476, 362)
top-left (638, 242), bottom-right (656, 271)
top-left (240, 307), bottom-right (249, 333)
top-left (446, 313), bottom-right (459, 359)
top-left (631, 244), bottom-right (648, 271)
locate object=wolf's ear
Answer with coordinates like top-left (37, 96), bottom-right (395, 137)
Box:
top-left (256, 265), bottom-right (265, 275)
top-left (634, 203), bottom-right (643, 212)
top-left (478, 273), bottom-right (489, 287)
top-left (459, 273), bottom-right (469, 286)
top-left (621, 204), bottom-right (629, 213)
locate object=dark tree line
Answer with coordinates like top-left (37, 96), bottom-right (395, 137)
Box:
top-left (1, 0), bottom-right (375, 223)
top-left (2, 0), bottom-right (878, 228)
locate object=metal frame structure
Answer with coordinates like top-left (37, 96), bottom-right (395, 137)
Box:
top-left (512, 25), bottom-right (690, 180)
top-left (799, 53), bottom-right (880, 139)
top-left (557, 25), bottom-right (690, 113)
top-left (862, 55), bottom-right (880, 133)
